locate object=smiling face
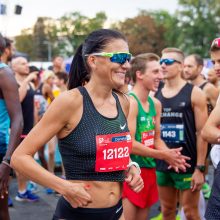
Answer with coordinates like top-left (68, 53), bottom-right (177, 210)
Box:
top-left (141, 60), bottom-right (163, 92)
top-left (87, 39), bottom-right (131, 89)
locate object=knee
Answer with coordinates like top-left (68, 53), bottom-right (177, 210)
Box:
top-left (161, 205), bottom-right (176, 218)
top-left (183, 206), bottom-right (199, 220)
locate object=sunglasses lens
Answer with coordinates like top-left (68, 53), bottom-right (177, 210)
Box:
top-left (160, 59), bottom-right (175, 65)
top-left (110, 53), bottom-right (131, 64)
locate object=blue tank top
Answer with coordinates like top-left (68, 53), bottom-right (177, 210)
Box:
top-left (0, 63), bottom-right (10, 154)
top-left (58, 87), bottom-right (129, 182)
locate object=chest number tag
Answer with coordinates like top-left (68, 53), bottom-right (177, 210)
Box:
top-left (161, 124), bottom-right (185, 143)
top-left (141, 130), bottom-right (155, 149)
top-left (95, 132), bottom-right (132, 172)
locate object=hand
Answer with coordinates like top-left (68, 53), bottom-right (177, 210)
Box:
top-left (25, 72), bottom-right (38, 83)
top-left (191, 170), bottom-right (204, 192)
top-left (62, 181), bottom-right (92, 208)
top-left (125, 165), bottom-right (144, 193)
top-left (163, 147), bottom-right (191, 172)
top-left (0, 163), bottom-right (11, 199)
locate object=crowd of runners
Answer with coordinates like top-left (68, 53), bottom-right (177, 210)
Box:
top-left (0, 28), bottom-right (220, 220)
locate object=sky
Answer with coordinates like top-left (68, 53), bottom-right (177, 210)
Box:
top-left (0, 0), bottom-right (178, 37)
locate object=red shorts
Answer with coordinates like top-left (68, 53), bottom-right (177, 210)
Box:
top-left (122, 168), bottom-right (158, 208)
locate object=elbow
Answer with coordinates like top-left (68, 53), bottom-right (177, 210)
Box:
top-left (201, 126), bottom-right (210, 143)
top-left (11, 150), bottom-right (22, 171)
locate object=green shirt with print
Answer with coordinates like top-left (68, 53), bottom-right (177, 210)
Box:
top-left (130, 92), bottom-right (157, 168)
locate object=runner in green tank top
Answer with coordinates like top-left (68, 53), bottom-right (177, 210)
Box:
top-left (129, 93), bottom-right (156, 168)
top-left (122, 53), bottom-right (190, 220)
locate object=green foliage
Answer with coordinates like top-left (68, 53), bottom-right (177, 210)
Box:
top-left (113, 12), bottom-right (166, 56)
top-left (148, 10), bottom-right (180, 48)
top-left (177, 0), bottom-right (220, 57)
top-left (58, 11), bottom-right (107, 56)
top-left (15, 12), bottom-right (106, 60)
top-left (15, 1), bottom-right (220, 60)
top-left (15, 29), bottom-right (35, 59)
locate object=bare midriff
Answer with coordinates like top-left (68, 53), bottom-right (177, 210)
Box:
top-left (69, 180), bottom-right (122, 208)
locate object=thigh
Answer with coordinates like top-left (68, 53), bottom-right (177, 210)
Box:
top-left (180, 188), bottom-right (200, 209)
top-left (171, 173), bottom-right (192, 190)
top-left (158, 185), bottom-right (178, 210)
top-left (122, 198), bottom-right (137, 220)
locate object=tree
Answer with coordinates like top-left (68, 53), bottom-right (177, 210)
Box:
top-left (148, 10), bottom-right (180, 49)
top-left (33, 17), bottom-right (53, 61)
top-left (176, 0), bottom-right (220, 57)
top-left (58, 11), bottom-right (107, 56)
top-left (112, 12), bottom-right (166, 56)
top-left (15, 28), bottom-right (35, 59)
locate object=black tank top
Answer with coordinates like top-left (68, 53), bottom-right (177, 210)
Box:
top-left (58, 87), bottom-right (129, 182)
top-left (199, 81), bottom-right (213, 114)
top-left (21, 84), bottom-right (35, 135)
top-left (155, 83), bottom-right (197, 173)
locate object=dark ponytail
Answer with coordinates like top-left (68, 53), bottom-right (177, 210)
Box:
top-left (68, 44), bottom-right (88, 89)
top-left (68, 29), bottom-right (127, 90)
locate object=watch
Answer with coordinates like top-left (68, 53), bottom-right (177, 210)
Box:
top-left (195, 165), bottom-right (205, 173)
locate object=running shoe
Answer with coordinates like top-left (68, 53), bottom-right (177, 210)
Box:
top-left (150, 212), bottom-right (181, 220)
top-left (176, 214), bottom-right (181, 220)
top-left (150, 213), bottom-right (162, 220)
top-left (202, 182), bottom-right (211, 199)
top-left (15, 190), bottom-right (39, 202)
top-left (8, 196), bottom-right (13, 207)
top-left (204, 190), bottom-right (211, 199)
top-left (45, 187), bottom-right (54, 194)
top-left (27, 181), bottom-right (39, 193)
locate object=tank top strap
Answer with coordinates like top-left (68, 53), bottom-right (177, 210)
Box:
top-left (39, 83), bottom-right (44, 93)
top-left (199, 81), bottom-right (208, 90)
top-left (148, 96), bottom-right (156, 116)
top-left (112, 91), bottom-right (126, 116)
top-left (77, 86), bottom-right (126, 119)
top-left (129, 92), bottom-right (146, 113)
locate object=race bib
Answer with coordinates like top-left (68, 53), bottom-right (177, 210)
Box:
top-left (161, 124), bottom-right (185, 143)
top-left (141, 130), bottom-right (155, 149)
top-left (95, 132), bottom-right (132, 172)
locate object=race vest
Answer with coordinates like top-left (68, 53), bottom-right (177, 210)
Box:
top-left (129, 93), bottom-right (157, 168)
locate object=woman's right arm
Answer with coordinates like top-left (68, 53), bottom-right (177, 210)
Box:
top-left (11, 90), bottom-right (92, 207)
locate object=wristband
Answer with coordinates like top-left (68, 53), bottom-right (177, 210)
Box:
top-left (127, 161), bottom-right (141, 174)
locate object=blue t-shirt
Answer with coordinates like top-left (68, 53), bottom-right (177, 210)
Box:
top-left (0, 63), bottom-right (10, 154)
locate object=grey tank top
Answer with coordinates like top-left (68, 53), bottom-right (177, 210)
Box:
top-left (58, 87), bottom-right (129, 182)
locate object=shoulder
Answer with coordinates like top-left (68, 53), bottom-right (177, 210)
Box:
top-left (191, 85), bottom-right (206, 105)
top-left (48, 88), bottom-right (83, 113)
top-left (0, 67), bottom-right (17, 87)
top-left (150, 96), bottom-right (161, 108)
top-left (115, 91), bottom-right (130, 117)
top-left (150, 96), bottom-right (161, 113)
top-left (204, 82), bottom-right (218, 93)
